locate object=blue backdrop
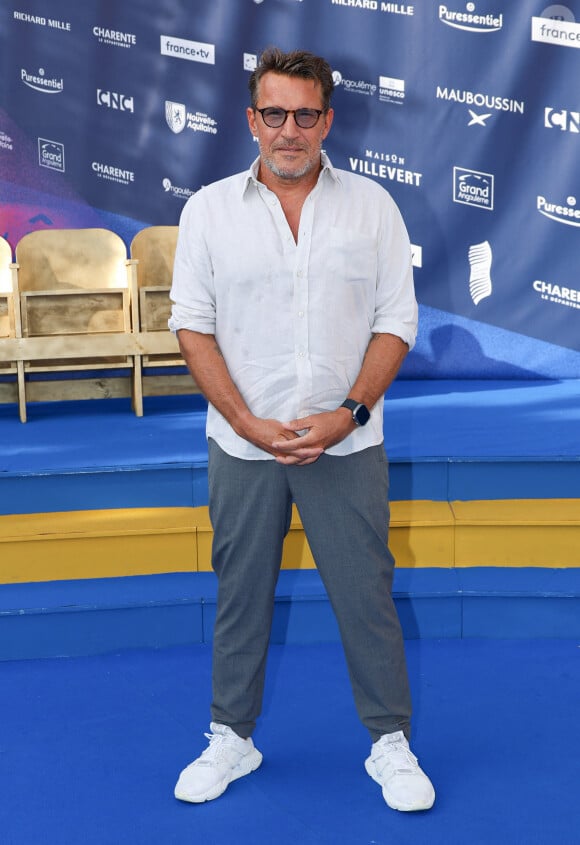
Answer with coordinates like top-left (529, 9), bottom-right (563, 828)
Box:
top-left (1, 0), bottom-right (579, 378)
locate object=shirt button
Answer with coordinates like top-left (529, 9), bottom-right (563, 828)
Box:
top-left (298, 311), bottom-right (304, 318)
top-left (298, 351), bottom-right (305, 358)
top-left (297, 270), bottom-right (303, 278)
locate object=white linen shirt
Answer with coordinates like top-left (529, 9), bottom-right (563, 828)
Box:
top-left (169, 153), bottom-right (418, 461)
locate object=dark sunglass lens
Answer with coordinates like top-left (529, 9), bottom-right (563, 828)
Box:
top-left (295, 110), bottom-right (319, 128)
top-left (263, 108), bottom-right (286, 127)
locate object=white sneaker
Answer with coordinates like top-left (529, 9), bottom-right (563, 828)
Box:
top-left (365, 731), bottom-right (435, 812)
top-left (174, 722), bottom-right (263, 803)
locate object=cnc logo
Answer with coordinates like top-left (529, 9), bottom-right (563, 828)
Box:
top-left (537, 194), bottom-right (580, 226)
top-left (38, 138), bottom-right (65, 172)
top-left (468, 241), bottom-right (493, 304)
top-left (160, 35), bottom-right (215, 64)
top-left (544, 107), bottom-right (580, 133)
top-left (165, 101), bottom-right (187, 134)
top-left (453, 167), bottom-right (494, 210)
top-left (97, 89), bottom-right (134, 113)
top-left (439, 2), bottom-right (503, 32)
top-left (21, 67), bottom-right (63, 94)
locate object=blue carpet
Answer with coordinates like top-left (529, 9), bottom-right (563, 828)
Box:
top-left (2, 379), bottom-right (579, 512)
top-left (0, 639), bottom-right (578, 845)
top-left (2, 380), bottom-right (579, 476)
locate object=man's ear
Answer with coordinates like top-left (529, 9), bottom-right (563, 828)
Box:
top-left (247, 107), bottom-right (257, 136)
top-left (321, 108), bottom-right (334, 141)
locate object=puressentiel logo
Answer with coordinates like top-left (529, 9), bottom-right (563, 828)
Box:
top-left (453, 167), bottom-right (494, 210)
top-left (537, 194), bottom-right (580, 226)
top-left (21, 67), bottom-right (63, 93)
top-left (531, 9), bottom-right (580, 48)
top-left (38, 138), bottom-right (64, 171)
top-left (160, 35), bottom-right (215, 64)
top-left (439, 2), bottom-right (503, 32)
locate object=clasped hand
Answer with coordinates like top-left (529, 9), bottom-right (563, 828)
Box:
top-left (271, 409), bottom-right (355, 465)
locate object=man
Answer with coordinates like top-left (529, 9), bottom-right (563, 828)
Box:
top-left (169, 48), bottom-right (435, 813)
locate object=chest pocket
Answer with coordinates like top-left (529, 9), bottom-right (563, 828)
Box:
top-left (328, 226), bottom-right (378, 286)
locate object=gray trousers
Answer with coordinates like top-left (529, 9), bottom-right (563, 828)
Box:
top-left (208, 438), bottom-right (412, 743)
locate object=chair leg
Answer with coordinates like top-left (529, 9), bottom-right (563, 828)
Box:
top-left (132, 355), bottom-right (143, 417)
top-left (17, 360), bottom-right (27, 423)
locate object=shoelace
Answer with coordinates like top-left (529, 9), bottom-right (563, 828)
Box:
top-left (374, 738), bottom-right (420, 777)
top-left (196, 731), bottom-right (239, 767)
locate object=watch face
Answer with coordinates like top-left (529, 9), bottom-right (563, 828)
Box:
top-left (355, 404), bottom-right (370, 426)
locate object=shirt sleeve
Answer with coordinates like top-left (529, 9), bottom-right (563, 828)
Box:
top-left (371, 192), bottom-right (418, 350)
top-left (168, 192), bottom-right (217, 335)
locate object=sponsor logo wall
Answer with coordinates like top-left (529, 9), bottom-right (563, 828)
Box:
top-left (1, 0), bottom-right (579, 375)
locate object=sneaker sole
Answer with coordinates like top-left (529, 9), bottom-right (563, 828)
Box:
top-left (174, 748), bottom-right (263, 803)
top-left (364, 758), bottom-right (435, 812)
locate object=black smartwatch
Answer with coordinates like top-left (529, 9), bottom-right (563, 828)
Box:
top-left (340, 398), bottom-right (371, 427)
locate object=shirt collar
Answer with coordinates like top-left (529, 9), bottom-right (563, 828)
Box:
top-left (242, 151), bottom-right (340, 197)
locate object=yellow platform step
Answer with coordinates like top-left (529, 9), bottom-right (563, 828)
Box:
top-left (452, 499), bottom-right (580, 567)
top-left (0, 500), bottom-right (578, 584)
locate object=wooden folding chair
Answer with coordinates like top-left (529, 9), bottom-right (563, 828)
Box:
top-left (12, 228), bottom-right (142, 421)
top-left (130, 226), bottom-right (198, 400)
